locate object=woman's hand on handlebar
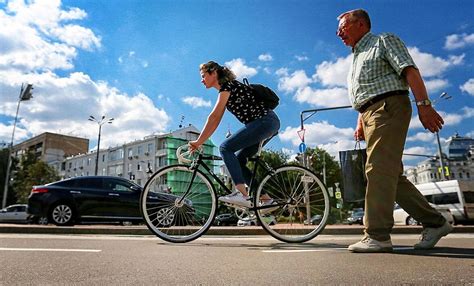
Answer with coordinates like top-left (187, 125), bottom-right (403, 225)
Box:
top-left (188, 140), bottom-right (201, 153)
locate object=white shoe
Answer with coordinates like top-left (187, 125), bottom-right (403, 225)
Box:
top-left (348, 236), bottom-right (393, 253)
top-left (218, 191), bottom-right (252, 208)
top-left (414, 221), bottom-right (453, 250)
top-left (259, 199), bottom-right (279, 215)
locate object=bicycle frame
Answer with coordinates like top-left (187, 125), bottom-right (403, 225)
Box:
top-left (178, 152), bottom-right (273, 208)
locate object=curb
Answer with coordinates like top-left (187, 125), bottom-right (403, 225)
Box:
top-left (1, 224), bottom-right (473, 236)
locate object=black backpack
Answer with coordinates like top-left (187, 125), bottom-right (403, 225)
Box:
top-left (243, 78), bottom-right (279, 110)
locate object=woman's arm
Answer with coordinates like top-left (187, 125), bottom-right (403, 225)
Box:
top-left (189, 91), bottom-right (230, 151)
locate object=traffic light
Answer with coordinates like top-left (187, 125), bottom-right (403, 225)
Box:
top-left (20, 84), bottom-right (33, 101)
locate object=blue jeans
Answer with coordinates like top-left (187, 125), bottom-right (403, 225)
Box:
top-left (219, 111), bottom-right (280, 186)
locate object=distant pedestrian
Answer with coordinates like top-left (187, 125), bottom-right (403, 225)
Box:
top-left (336, 9), bottom-right (452, 253)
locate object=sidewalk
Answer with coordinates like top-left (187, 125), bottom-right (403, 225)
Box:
top-left (1, 224), bottom-right (473, 236)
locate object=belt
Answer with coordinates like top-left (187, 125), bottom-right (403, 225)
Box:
top-left (357, 90), bottom-right (409, 113)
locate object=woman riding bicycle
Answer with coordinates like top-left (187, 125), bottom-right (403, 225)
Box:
top-left (188, 61), bottom-right (280, 207)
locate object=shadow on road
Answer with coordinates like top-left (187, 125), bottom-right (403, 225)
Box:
top-left (155, 241), bottom-right (347, 251)
top-left (394, 247), bottom-right (474, 259)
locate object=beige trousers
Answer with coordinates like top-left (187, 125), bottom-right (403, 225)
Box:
top-left (361, 95), bottom-right (445, 241)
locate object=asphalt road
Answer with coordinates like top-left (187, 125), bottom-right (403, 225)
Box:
top-left (1, 233), bottom-right (473, 285)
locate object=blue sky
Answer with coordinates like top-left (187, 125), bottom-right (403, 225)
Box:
top-left (0, 0), bottom-right (473, 169)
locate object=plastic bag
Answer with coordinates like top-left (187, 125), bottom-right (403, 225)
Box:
top-left (338, 142), bottom-right (367, 202)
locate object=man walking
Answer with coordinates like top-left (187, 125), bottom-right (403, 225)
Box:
top-left (336, 9), bottom-right (452, 253)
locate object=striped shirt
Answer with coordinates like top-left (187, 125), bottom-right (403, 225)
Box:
top-left (348, 32), bottom-right (417, 110)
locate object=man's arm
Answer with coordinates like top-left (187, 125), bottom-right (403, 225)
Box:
top-left (403, 66), bottom-right (444, 133)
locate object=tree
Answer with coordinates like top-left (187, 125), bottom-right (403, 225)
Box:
top-left (11, 151), bottom-right (60, 204)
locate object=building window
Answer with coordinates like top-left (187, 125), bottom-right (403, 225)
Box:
top-left (128, 163), bottom-right (132, 172)
top-left (137, 146), bottom-right (143, 155)
top-left (102, 154), bottom-right (106, 162)
top-left (147, 143), bottom-right (153, 153)
top-left (128, 148), bottom-right (133, 157)
top-left (467, 172), bottom-right (470, 178)
top-left (459, 173), bottom-right (463, 179)
top-left (137, 163), bottom-right (142, 171)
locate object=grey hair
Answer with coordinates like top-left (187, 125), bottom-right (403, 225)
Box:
top-left (337, 9), bottom-right (371, 30)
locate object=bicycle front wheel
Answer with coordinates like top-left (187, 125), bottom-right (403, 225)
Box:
top-left (141, 164), bottom-right (217, 243)
top-left (255, 165), bottom-right (330, 243)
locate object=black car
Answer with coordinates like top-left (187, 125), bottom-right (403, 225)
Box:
top-left (347, 211), bottom-right (364, 225)
top-left (28, 176), bottom-right (193, 226)
top-left (213, 213), bottom-right (238, 226)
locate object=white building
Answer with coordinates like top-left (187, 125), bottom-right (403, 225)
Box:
top-left (405, 134), bottom-right (474, 185)
top-left (60, 125), bottom-right (213, 186)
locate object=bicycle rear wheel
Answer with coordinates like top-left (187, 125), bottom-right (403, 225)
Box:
top-left (255, 165), bottom-right (330, 243)
top-left (141, 164), bottom-right (217, 243)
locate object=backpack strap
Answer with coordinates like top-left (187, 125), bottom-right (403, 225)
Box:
top-left (243, 78), bottom-right (250, 86)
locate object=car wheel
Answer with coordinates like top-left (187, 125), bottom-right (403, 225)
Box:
top-left (156, 207), bottom-right (175, 227)
top-left (37, 216), bottom-right (49, 225)
top-left (50, 203), bottom-right (74, 226)
top-left (406, 217), bottom-right (418, 226)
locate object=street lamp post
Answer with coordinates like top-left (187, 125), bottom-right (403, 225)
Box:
top-left (88, 115), bottom-right (114, 176)
top-left (2, 84), bottom-right (33, 208)
top-left (433, 92), bottom-right (451, 181)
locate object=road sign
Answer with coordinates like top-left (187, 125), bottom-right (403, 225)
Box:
top-left (335, 191), bottom-right (342, 199)
top-left (299, 142), bottom-right (306, 153)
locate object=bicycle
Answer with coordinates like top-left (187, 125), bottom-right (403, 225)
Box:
top-left (140, 141), bottom-right (330, 243)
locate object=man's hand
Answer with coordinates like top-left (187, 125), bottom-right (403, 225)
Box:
top-left (354, 114), bottom-right (365, 141)
top-left (418, 106), bottom-right (444, 133)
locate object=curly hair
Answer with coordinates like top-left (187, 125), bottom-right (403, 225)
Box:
top-left (200, 61), bottom-right (236, 85)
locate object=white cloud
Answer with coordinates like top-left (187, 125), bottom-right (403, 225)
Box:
top-left (224, 58), bottom-right (257, 79)
top-left (0, 70), bottom-right (171, 147)
top-left (425, 78), bottom-right (449, 93)
top-left (0, 0), bottom-right (169, 148)
top-left (258, 53), bottom-right (273, 62)
top-left (460, 78), bottom-right (474, 96)
top-left (313, 55), bottom-right (352, 87)
top-left (279, 122), bottom-right (355, 158)
top-left (409, 110), bottom-right (466, 130)
top-left (406, 132), bottom-right (436, 142)
top-left (295, 55), bottom-right (309, 61)
top-left (408, 47), bottom-right (463, 77)
top-left (293, 86), bottom-right (350, 108)
top-left (444, 33), bottom-right (474, 50)
top-left (402, 146), bottom-right (436, 161)
top-left (182, 96), bottom-right (211, 108)
top-left (277, 70), bottom-right (312, 93)
top-left (50, 24), bottom-right (101, 51)
top-left (279, 121), bottom-right (353, 147)
top-left (0, 0), bottom-right (100, 72)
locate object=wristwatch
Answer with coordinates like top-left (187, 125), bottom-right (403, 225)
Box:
top-left (416, 99), bottom-right (432, 106)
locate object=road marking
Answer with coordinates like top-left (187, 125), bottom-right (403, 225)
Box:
top-left (0, 247), bottom-right (101, 253)
top-left (262, 248), bottom-right (347, 253)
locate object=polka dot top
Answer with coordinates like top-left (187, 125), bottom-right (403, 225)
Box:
top-left (219, 80), bottom-right (268, 124)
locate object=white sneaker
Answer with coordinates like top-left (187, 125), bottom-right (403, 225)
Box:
top-left (218, 191), bottom-right (252, 208)
top-left (259, 199), bottom-right (279, 215)
top-left (348, 236), bottom-right (393, 253)
top-left (414, 221), bottom-right (453, 250)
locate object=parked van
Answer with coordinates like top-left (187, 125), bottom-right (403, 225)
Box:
top-left (415, 180), bottom-right (474, 224)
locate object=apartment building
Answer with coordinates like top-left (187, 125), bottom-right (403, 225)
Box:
top-left (11, 132), bottom-right (89, 169)
top-left (405, 134), bottom-right (474, 184)
top-left (61, 125), bottom-right (216, 186)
